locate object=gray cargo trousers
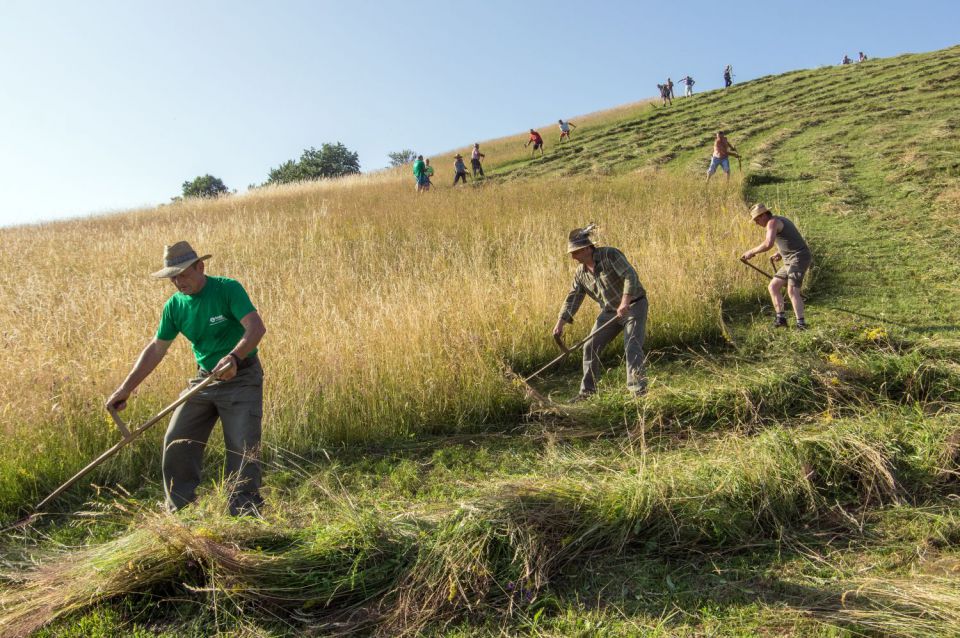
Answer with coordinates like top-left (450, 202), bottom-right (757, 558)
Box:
top-left (162, 359), bottom-right (263, 516)
top-left (581, 296), bottom-right (648, 396)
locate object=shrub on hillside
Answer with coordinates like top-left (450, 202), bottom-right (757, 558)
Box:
top-left (181, 174), bottom-right (229, 199)
top-left (388, 149), bottom-right (418, 167)
top-left (266, 143), bottom-right (360, 185)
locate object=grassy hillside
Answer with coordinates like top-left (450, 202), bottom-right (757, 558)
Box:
top-left (2, 45), bottom-right (960, 637)
top-left (0, 173), bottom-right (752, 519)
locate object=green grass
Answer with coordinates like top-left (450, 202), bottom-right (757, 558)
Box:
top-left (7, 409), bottom-right (959, 636)
top-left (4, 45), bottom-right (960, 637)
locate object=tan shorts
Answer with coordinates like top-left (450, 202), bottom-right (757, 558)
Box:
top-left (775, 253), bottom-right (812, 286)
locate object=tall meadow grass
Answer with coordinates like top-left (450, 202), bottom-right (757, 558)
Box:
top-left (0, 172), bottom-right (752, 511)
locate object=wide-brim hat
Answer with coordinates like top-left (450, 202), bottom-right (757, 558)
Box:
top-left (750, 203), bottom-right (772, 219)
top-left (455, 154), bottom-right (463, 158)
top-left (151, 241), bottom-right (211, 278)
top-left (567, 224), bottom-right (597, 253)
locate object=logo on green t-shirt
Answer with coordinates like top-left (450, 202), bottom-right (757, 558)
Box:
top-left (156, 276), bottom-right (257, 372)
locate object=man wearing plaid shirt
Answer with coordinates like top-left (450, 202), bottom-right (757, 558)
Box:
top-left (552, 226), bottom-right (648, 401)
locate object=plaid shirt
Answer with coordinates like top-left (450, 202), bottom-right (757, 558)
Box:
top-left (558, 246), bottom-right (645, 323)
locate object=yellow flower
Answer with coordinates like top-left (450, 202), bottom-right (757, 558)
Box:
top-left (863, 327), bottom-right (888, 342)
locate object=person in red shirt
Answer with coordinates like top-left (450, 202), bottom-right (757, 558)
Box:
top-left (525, 129), bottom-right (545, 158)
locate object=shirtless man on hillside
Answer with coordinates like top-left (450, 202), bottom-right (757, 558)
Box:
top-left (706, 130), bottom-right (739, 183)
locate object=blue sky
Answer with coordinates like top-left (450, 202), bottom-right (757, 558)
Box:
top-left (1, 0), bottom-right (957, 227)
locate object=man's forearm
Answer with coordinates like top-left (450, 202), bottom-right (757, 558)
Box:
top-left (750, 242), bottom-right (772, 255)
top-left (230, 323), bottom-right (266, 360)
top-left (230, 334), bottom-right (261, 359)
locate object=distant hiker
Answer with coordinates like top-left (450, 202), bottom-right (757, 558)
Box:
top-left (723, 64), bottom-right (733, 87)
top-left (558, 119), bottom-right (577, 143)
top-left (680, 75), bottom-right (695, 97)
top-left (526, 129), bottom-right (545, 158)
top-left (453, 154), bottom-right (469, 185)
top-left (658, 83), bottom-right (672, 106)
top-left (841, 54), bottom-right (852, 65)
top-left (424, 158), bottom-right (435, 190)
top-left (413, 155), bottom-right (427, 193)
top-left (741, 204), bottom-right (812, 330)
top-left (471, 143), bottom-right (485, 177)
top-left (666, 77), bottom-right (675, 99)
top-left (858, 51), bottom-right (868, 62)
top-left (105, 242), bottom-right (267, 516)
top-left (553, 225), bottom-right (648, 401)
top-left (706, 130), bottom-right (740, 182)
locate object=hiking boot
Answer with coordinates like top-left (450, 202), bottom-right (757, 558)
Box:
top-left (795, 320), bottom-right (808, 331)
top-left (569, 392), bottom-right (594, 404)
top-left (773, 316), bottom-right (788, 328)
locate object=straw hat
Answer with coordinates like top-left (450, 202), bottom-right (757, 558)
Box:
top-left (151, 241), bottom-right (211, 278)
top-left (749, 203), bottom-right (772, 220)
top-left (567, 224), bottom-right (597, 253)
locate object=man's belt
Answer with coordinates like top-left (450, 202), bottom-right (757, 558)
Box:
top-left (199, 354), bottom-right (258, 377)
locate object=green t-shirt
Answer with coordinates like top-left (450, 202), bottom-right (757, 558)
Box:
top-left (156, 276), bottom-right (257, 372)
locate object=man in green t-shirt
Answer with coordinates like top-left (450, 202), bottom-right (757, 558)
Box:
top-left (105, 241), bottom-right (267, 516)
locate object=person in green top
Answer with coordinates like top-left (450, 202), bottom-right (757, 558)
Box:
top-left (552, 225), bottom-right (649, 401)
top-left (105, 241), bottom-right (267, 516)
top-left (412, 155), bottom-right (427, 193)
top-left (423, 158), bottom-right (435, 191)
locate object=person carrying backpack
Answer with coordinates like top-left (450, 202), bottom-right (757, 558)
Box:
top-left (423, 158), bottom-right (434, 190)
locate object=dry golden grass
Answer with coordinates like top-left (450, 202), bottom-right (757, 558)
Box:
top-left (0, 172), bottom-right (753, 497)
